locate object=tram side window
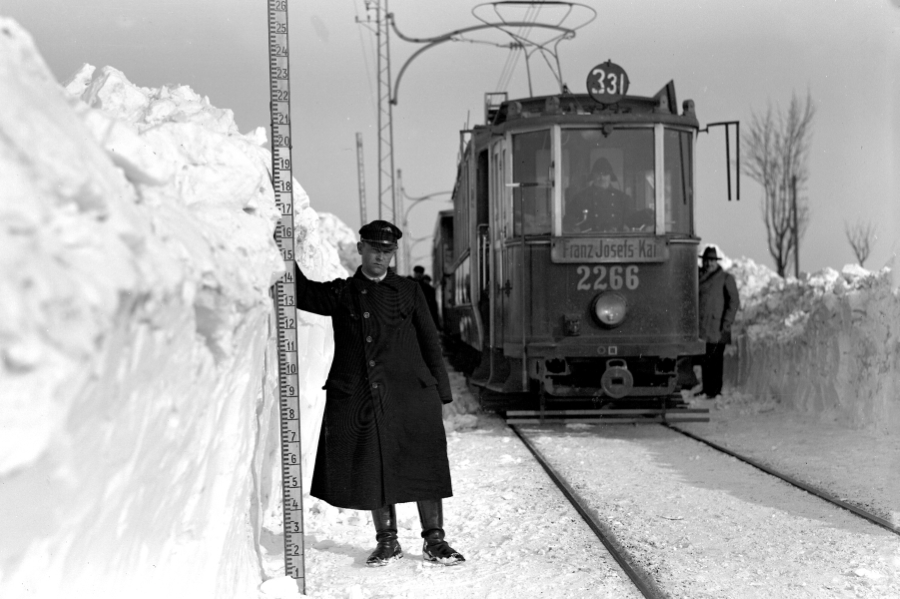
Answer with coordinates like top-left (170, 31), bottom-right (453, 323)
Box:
top-left (664, 129), bottom-right (693, 234)
top-left (512, 130), bottom-right (552, 236)
top-left (561, 128), bottom-right (655, 234)
top-left (454, 257), bottom-right (471, 306)
top-left (445, 264), bottom-right (456, 307)
top-left (476, 151), bottom-right (489, 225)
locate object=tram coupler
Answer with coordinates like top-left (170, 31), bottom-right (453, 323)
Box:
top-left (600, 359), bottom-right (632, 398)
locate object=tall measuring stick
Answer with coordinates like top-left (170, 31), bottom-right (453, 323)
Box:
top-left (267, 0), bottom-right (305, 592)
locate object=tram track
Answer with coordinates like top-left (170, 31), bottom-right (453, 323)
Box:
top-left (508, 418), bottom-right (900, 598)
top-left (662, 423), bottom-right (900, 537)
top-left (509, 423), bottom-right (668, 599)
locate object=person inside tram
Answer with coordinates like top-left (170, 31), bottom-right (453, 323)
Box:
top-left (563, 157), bottom-right (632, 233)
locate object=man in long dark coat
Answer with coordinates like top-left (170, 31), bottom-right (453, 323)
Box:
top-left (409, 265), bottom-right (441, 328)
top-left (294, 220), bottom-right (465, 567)
top-left (420, 274), bottom-right (442, 329)
top-left (697, 245), bottom-right (740, 398)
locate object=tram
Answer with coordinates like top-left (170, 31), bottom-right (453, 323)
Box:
top-left (433, 61), bottom-right (732, 414)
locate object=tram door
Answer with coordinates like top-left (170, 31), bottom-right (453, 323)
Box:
top-left (475, 151), bottom-right (491, 331)
top-left (490, 140), bottom-right (507, 365)
top-left (472, 149), bottom-right (489, 352)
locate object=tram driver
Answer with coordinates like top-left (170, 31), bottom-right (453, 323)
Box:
top-left (563, 158), bottom-right (633, 233)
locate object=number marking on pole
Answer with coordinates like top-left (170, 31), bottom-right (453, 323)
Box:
top-left (268, 0), bottom-right (305, 592)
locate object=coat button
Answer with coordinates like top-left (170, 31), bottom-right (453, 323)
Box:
top-left (369, 360), bottom-right (375, 366)
top-left (366, 336), bottom-right (373, 342)
top-left (363, 312), bottom-right (370, 318)
top-left (371, 383), bottom-right (378, 389)
top-left (361, 289), bottom-right (368, 295)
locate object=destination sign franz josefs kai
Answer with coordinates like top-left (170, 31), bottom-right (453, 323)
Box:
top-left (551, 237), bottom-right (669, 263)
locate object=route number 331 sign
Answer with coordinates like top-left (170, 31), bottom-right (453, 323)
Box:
top-left (587, 61), bottom-right (630, 104)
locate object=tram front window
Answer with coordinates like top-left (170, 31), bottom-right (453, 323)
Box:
top-left (512, 130), bottom-right (552, 236)
top-left (561, 128), bottom-right (655, 234)
top-left (664, 128), bottom-right (693, 235)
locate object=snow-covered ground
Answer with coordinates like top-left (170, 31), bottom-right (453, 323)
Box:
top-left (258, 374), bottom-right (900, 599)
top-left (2, 16), bottom-right (899, 599)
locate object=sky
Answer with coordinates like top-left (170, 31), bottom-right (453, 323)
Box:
top-left (3, 0), bottom-right (899, 274)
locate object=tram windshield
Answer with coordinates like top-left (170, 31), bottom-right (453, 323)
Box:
top-left (561, 127), bottom-right (655, 234)
top-left (510, 126), bottom-right (694, 237)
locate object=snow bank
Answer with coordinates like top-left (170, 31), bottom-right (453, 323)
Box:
top-left (316, 212), bottom-right (360, 273)
top-left (0, 18), bottom-right (345, 598)
top-left (721, 253), bottom-right (900, 431)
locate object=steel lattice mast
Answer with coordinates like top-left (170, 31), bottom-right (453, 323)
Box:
top-left (375, 5), bottom-right (397, 224)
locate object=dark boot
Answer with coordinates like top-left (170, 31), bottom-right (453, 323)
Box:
top-left (366, 505), bottom-right (403, 567)
top-left (417, 499), bottom-right (465, 566)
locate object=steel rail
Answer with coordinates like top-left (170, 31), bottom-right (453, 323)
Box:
top-left (509, 424), bottom-right (669, 599)
top-left (663, 423), bottom-right (900, 537)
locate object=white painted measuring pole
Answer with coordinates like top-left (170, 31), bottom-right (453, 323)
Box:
top-left (267, 0), bottom-right (305, 592)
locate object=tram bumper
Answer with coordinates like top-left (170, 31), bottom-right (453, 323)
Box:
top-left (524, 339), bottom-right (703, 399)
top-left (522, 339), bottom-right (705, 360)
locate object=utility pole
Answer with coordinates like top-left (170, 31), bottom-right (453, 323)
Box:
top-left (372, 1), bottom-right (397, 228)
top-left (397, 168), bottom-right (409, 271)
top-left (363, 0), bottom-right (401, 271)
top-left (355, 133), bottom-right (368, 226)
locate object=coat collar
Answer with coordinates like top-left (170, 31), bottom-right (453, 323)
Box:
top-left (352, 266), bottom-right (401, 291)
top-left (699, 265), bottom-right (725, 285)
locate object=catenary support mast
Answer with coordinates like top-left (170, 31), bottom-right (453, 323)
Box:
top-left (374, 2), bottom-right (399, 247)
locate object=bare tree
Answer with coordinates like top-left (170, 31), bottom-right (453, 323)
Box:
top-left (741, 91), bottom-right (816, 278)
top-left (844, 220), bottom-right (876, 267)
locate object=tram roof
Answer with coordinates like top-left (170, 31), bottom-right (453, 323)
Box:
top-left (482, 81), bottom-right (698, 129)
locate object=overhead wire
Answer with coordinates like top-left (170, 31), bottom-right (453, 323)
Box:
top-left (493, 6), bottom-right (522, 90)
top-left (514, 5), bottom-right (541, 90)
top-left (493, 4), bottom-right (541, 93)
top-left (494, 24), bottom-right (520, 90)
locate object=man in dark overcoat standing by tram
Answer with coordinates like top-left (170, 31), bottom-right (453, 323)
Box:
top-left (697, 245), bottom-right (740, 398)
top-left (292, 220), bottom-right (465, 567)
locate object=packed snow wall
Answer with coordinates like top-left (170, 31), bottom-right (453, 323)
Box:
top-left (724, 257), bottom-right (900, 431)
top-left (0, 19), bottom-right (347, 598)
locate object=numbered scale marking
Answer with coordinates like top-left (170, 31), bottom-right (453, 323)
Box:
top-left (268, 0), bottom-right (304, 592)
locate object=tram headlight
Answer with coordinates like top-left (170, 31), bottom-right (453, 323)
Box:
top-left (591, 292), bottom-right (627, 328)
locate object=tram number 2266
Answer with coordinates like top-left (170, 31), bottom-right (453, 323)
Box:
top-left (576, 265), bottom-right (639, 291)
